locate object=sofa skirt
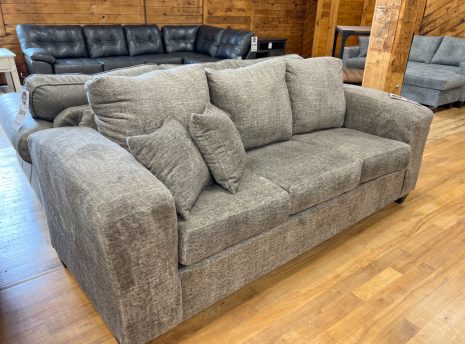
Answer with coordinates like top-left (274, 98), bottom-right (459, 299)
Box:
top-left (179, 169), bottom-right (405, 319)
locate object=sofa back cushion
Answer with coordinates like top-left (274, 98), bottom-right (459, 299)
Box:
top-left (86, 65), bottom-right (209, 148)
top-left (195, 25), bottom-right (225, 57)
top-left (206, 58), bottom-right (292, 149)
top-left (358, 36), bottom-right (369, 57)
top-left (216, 29), bottom-right (253, 59)
top-left (286, 57), bottom-right (345, 135)
top-left (409, 35), bottom-right (443, 63)
top-left (162, 25), bottom-right (199, 53)
top-left (83, 25), bottom-right (128, 58)
top-left (16, 24), bottom-right (88, 59)
top-left (25, 64), bottom-right (164, 121)
top-left (431, 36), bottom-right (465, 66)
top-left (125, 25), bottom-right (164, 56)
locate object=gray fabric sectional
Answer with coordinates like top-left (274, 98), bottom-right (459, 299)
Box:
top-left (0, 56), bottom-right (433, 344)
top-left (343, 35), bottom-right (465, 107)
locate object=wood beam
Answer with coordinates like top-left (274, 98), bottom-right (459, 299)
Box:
top-left (312, 0), bottom-right (340, 57)
top-left (362, 0), bottom-right (425, 94)
top-left (360, 0), bottom-right (376, 26)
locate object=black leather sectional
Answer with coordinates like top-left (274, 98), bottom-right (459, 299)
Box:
top-left (16, 24), bottom-right (254, 75)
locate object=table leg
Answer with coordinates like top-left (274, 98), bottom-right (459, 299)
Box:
top-left (9, 58), bottom-right (21, 92)
top-left (5, 72), bottom-right (15, 93)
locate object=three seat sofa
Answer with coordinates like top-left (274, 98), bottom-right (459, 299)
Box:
top-left (343, 35), bottom-right (465, 108)
top-left (0, 56), bottom-right (433, 344)
top-left (16, 24), bottom-right (253, 74)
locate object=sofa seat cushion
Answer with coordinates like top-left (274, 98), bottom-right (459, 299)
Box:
top-left (183, 55), bottom-right (220, 64)
top-left (95, 56), bottom-right (146, 71)
top-left (246, 141), bottom-right (362, 214)
top-left (345, 57), bottom-right (366, 69)
top-left (405, 62), bottom-right (465, 91)
top-left (178, 171), bottom-right (290, 265)
top-left (293, 128), bottom-right (411, 183)
top-left (141, 54), bottom-right (183, 65)
top-left (53, 58), bottom-right (103, 74)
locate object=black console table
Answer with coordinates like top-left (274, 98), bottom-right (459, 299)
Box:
top-left (332, 25), bottom-right (371, 59)
top-left (246, 38), bottom-right (287, 59)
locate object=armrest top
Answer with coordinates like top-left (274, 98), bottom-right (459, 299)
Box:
top-left (23, 47), bottom-right (55, 64)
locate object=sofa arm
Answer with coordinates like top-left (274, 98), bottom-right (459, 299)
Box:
top-left (458, 62), bottom-right (465, 75)
top-left (343, 46), bottom-right (360, 61)
top-left (344, 84), bottom-right (433, 196)
top-left (28, 127), bottom-right (182, 344)
top-left (22, 47), bottom-right (55, 64)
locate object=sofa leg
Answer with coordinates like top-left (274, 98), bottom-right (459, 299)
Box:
top-left (395, 194), bottom-right (408, 204)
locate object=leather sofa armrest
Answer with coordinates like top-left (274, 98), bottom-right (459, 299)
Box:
top-left (343, 46), bottom-right (360, 61)
top-left (23, 47), bottom-right (56, 64)
top-left (458, 62), bottom-right (465, 75)
top-left (28, 127), bottom-right (182, 344)
top-left (343, 84), bottom-right (433, 196)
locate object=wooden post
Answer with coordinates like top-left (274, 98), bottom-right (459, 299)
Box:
top-left (312, 0), bottom-right (340, 57)
top-left (362, 0), bottom-right (427, 94)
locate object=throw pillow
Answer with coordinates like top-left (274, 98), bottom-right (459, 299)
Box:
top-left (205, 58), bottom-right (293, 149)
top-left (409, 35), bottom-right (443, 64)
top-left (431, 36), bottom-right (465, 66)
top-left (86, 65), bottom-right (209, 148)
top-left (286, 57), bottom-right (346, 135)
top-left (127, 118), bottom-right (211, 219)
top-left (189, 103), bottom-right (246, 193)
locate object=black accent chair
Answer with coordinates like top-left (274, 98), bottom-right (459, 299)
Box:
top-left (16, 24), bottom-right (254, 75)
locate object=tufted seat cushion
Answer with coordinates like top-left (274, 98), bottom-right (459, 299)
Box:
top-left (162, 25), bottom-right (199, 53)
top-left (95, 56), bottom-right (146, 71)
top-left (246, 141), bottom-right (362, 214)
top-left (178, 171), bottom-right (290, 265)
top-left (83, 25), bottom-right (129, 58)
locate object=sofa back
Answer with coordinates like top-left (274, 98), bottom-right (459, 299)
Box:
top-left (195, 25), bottom-right (225, 56)
top-left (162, 25), bottom-right (199, 53)
top-left (408, 35), bottom-right (443, 64)
top-left (431, 36), bottom-right (465, 67)
top-left (83, 25), bottom-right (129, 58)
top-left (125, 25), bottom-right (164, 56)
top-left (17, 24), bottom-right (88, 59)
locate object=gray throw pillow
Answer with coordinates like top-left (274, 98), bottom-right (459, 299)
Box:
top-left (431, 36), bottom-right (465, 66)
top-left (409, 35), bottom-right (443, 64)
top-left (127, 118), bottom-right (211, 219)
top-left (205, 58), bottom-right (293, 149)
top-left (86, 65), bottom-right (209, 148)
top-left (53, 105), bottom-right (97, 130)
top-left (189, 103), bottom-right (246, 193)
top-left (358, 36), bottom-right (369, 57)
top-left (286, 57), bottom-right (346, 135)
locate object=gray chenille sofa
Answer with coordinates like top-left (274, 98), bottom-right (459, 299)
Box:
top-left (0, 56), bottom-right (433, 344)
top-left (343, 35), bottom-right (465, 108)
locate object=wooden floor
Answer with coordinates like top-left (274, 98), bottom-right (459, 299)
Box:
top-left (1, 106), bottom-right (465, 343)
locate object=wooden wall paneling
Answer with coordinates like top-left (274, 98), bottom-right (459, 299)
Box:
top-left (362, 0), bottom-right (423, 94)
top-left (360, 0), bottom-right (375, 26)
top-left (420, 0), bottom-right (465, 37)
top-left (301, 0), bottom-right (317, 57)
top-left (145, 0), bottom-right (202, 26)
top-left (203, 0), bottom-right (252, 30)
top-left (333, 0), bottom-right (364, 55)
top-left (312, 0), bottom-right (341, 57)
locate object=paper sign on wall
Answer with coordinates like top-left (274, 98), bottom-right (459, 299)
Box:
top-left (12, 87), bottom-right (29, 131)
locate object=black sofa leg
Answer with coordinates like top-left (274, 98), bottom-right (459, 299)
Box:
top-left (395, 194), bottom-right (408, 204)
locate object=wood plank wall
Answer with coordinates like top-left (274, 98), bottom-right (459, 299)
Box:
top-left (0, 0), bottom-right (314, 77)
top-left (420, 0), bottom-right (465, 37)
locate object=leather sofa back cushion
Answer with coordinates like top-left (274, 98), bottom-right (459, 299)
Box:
top-left (431, 36), bottom-right (465, 66)
top-left (206, 59), bottom-right (293, 149)
top-left (286, 57), bottom-right (346, 135)
top-left (409, 35), bottom-right (443, 64)
top-left (25, 64), bottom-right (164, 121)
top-left (216, 29), bottom-right (252, 59)
top-left (162, 26), bottom-right (199, 53)
top-left (125, 25), bottom-right (165, 56)
top-left (86, 65), bottom-right (210, 148)
top-left (16, 24), bottom-right (88, 59)
top-left (195, 25), bottom-right (225, 57)
top-left (83, 25), bottom-right (129, 58)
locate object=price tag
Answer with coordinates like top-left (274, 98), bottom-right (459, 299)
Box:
top-left (251, 36), bottom-right (258, 52)
top-left (12, 87), bottom-right (29, 131)
top-left (268, 42), bottom-right (273, 50)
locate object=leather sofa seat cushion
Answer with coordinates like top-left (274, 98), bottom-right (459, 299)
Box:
top-left (0, 93), bottom-right (53, 163)
top-left (53, 58), bottom-right (103, 74)
top-left (162, 25), bottom-right (199, 53)
top-left (216, 29), bottom-right (253, 59)
top-left (409, 35), bottom-right (443, 64)
top-left (405, 62), bottom-right (465, 91)
top-left (206, 58), bottom-right (293, 149)
top-left (141, 54), bottom-right (183, 65)
top-left (178, 171), bottom-right (290, 265)
top-left (83, 25), bottom-right (129, 58)
top-left (158, 52), bottom-right (217, 64)
top-left (125, 25), bottom-right (164, 56)
top-left (345, 56), bottom-right (366, 69)
top-left (431, 36), bottom-right (465, 67)
top-left (246, 141), bottom-right (362, 214)
top-left (195, 25), bottom-right (225, 57)
top-left (293, 128), bottom-right (411, 183)
top-left (16, 24), bottom-right (88, 59)
top-left (286, 58), bottom-right (346, 135)
top-left (86, 65), bottom-right (209, 148)
top-left (95, 56), bottom-right (146, 71)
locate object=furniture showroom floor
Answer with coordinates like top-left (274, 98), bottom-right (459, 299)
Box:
top-left (1, 106), bottom-right (465, 343)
